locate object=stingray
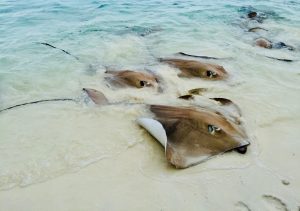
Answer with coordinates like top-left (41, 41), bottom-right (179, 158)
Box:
top-left (245, 11), bottom-right (267, 23)
top-left (137, 105), bottom-right (249, 168)
top-left (254, 38), bottom-right (295, 62)
top-left (104, 70), bottom-right (159, 89)
top-left (160, 58), bottom-right (228, 80)
top-left (255, 38), bottom-right (295, 51)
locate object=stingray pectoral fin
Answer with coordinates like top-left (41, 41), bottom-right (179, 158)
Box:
top-left (167, 136), bottom-right (250, 169)
top-left (83, 88), bottom-right (109, 105)
top-left (165, 145), bottom-right (210, 169)
top-left (177, 72), bottom-right (192, 78)
top-left (188, 88), bottom-right (208, 95)
top-left (178, 94), bottom-right (194, 100)
top-left (210, 97), bottom-right (242, 117)
top-left (137, 118), bottom-right (168, 150)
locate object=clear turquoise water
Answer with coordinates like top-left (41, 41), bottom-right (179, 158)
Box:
top-left (0, 0), bottom-right (300, 190)
top-left (1, 1), bottom-right (299, 99)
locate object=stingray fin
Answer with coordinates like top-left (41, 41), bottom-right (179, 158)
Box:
top-left (177, 72), bottom-right (191, 78)
top-left (210, 98), bottom-right (242, 117)
top-left (178, 94), bottom-right (194, 100)
top-left (137, 118), bottom-right (167, 149)
top-left (83, 88), bottom-right (109, 105)
top-left (188, 88), bottom-right (208, 95)
top-left (150, 105), bottom-right (192, 119)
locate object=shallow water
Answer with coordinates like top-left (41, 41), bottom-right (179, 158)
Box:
top-left (0, 0), bottom-right (300, 190)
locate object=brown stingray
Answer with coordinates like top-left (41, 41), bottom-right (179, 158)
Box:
top-left (255, 38), bottom-right (272, 49)
top-left (160, 58), bottom-right (228, 80)
top-left (83, 88), bottom-right (109, 105)
top-left (255, 38), bottom-right (295, 51)
top-left (138, 105), bottom-right (250, 168)
top-left (105, 70), bottom-right (158, 89)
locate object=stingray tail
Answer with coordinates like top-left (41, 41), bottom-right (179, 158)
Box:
top-left (38, 42), bottom-right (80, 61)
top-left (0, 98), bottom-right (75, 113)
top-left (176, 52), bottom-right (221, 60)
top-left (265, 56), bottom-right (294, 62)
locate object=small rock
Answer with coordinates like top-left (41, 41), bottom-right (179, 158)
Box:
top-left (281, 180), bottom-right (290, 185)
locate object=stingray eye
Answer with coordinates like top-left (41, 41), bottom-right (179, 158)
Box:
top-left (208, 125), bottom-right (221, 135)
top-left (140, 80), bottom-right (146, 87)
top-left (140, 80), bottom-right (151, 87)
top-left (206, 70), bottom-right (217, 78)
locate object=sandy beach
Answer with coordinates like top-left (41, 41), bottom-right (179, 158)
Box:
top-left (0, 114), bottom-right (299, 210)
